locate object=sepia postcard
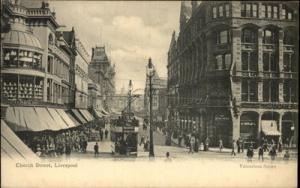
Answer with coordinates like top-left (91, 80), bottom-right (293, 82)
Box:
top-left (1, 0), bottom-right (298, 187)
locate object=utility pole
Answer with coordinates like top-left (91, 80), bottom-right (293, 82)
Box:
top-left (147, 58), bottom-right (155, 157)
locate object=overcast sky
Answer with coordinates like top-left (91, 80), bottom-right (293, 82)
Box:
top-left (51, 1), bottom-right (181, 93)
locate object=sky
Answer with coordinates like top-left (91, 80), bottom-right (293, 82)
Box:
top-left (51, 1), bottom-right (181, 94)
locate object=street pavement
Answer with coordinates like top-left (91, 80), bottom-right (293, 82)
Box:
top-left (43, 117), bottom-right (297, 162)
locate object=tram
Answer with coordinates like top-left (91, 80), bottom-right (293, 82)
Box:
top-left (110, 112), bottom-right (139, 156)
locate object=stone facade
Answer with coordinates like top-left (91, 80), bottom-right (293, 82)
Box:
top-left (1, 0), bottom-right (76, 108)
top-left (88, 46), bottom-right (116, 111)
top-left (167, 1), bottom-right (298, 147)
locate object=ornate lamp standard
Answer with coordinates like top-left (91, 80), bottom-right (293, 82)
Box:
top-left (147, 58), bottom-right (155, 157)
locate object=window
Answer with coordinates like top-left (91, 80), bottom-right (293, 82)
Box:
top-left (263, 4), bottom-right (279, 19)
top-left (261, 5), bottom-right (266, 18)
top-left (225, 4), bottom-right (230, 17)
top-left (263, 29), bottom-right (277, 44)
top-left (217, 30), bottom-right (230, 44)
top-left (219, 6), bottom-right (223, 17)
top-left (263, 80), bottom-right (278, 102)
top-left (213, 4), bottom-right (229, 19)
top-left (283, 53), bottom-right (296, 72)
top-left (241, 79), bottom-right (257, 102)
top-left (215, 54), bottom-right (231, 70)
top-left (242, 52), bottom-right (257, 71)
top-left (241, 3), bottom-right (258, 17)
top-left (242, 28), bottom-right (257, 43)
top-left (283, 81), bottom-right (297, 102)
top-left (252, 4), bottom-right (257, 17)
top-left (284, 30), bottom-right (295, 45)
top-left (213, 7), bottom-right (217, 18)
top-left (263, 53), bottom-right (278, 72)
top-left (273, 6), bottom-right (278, 19)
top-left (282, 5), bottom-right (294, 20)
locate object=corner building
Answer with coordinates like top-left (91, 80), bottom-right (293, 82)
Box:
top-left (167, 1), bottom-right (298, 147)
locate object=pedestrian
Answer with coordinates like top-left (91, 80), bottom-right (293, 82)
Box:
top-left (246, 145), bottom-right (254, 162)
top-left (258, 145), bottom-right (264, 161)
top-left (94, 142), bottom-right (99, 157)
top-left (278, 138), bottom-right (282, 153)
top-left (100, 129), bottom-right (104, 141)
top-left (219, 139), bottom-right (223, 152)
top-left (189, 136), bottom-right (195, 154)
top-left (178, 134), bottom-right (182, 147)
top-left (269, 146), bottom-right (277, 161)
top-left (194, 138), bottom-right (199, 152)
top-left (241, 139), bottom-right (244, 153)
top-left (231, 140), bottom-right (236, 156)
top-left (140, 135), bottom-right (145, 146)
top-left (105, 129), bottom-right (109, 139)
top-left (205, 137), bottom-right (210, 151)
top-left (283, 150), bottom-right (290, 161)
top-left (165, 152), bottom-right (172, 162)
top-left (237, 139), bottom-right (241, 153)
top-left (65, 143), bottom-right (71, 157)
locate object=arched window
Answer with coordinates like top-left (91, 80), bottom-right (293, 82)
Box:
top-left (284, 29), bottom-right (296, 45)
top-left (242, 28), bottom-right (257, 43)
top-left (262, 29), bottom-right (277, 44)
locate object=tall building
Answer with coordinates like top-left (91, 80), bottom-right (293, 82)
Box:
top-left (167, 1), bottom-right (298, 147)
top-left (89, 46), bottom-right (116, 112)
top-left (1, 0), bottom-right (75, 106)
top-left (1, 0), bottom-right (95, 134)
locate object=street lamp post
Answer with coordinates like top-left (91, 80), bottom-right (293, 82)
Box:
top-left (147, 58), bottom-right (155, 157)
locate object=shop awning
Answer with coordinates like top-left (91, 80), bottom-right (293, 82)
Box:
top-left (79, 109), bottom-right (95, 122)
top-left (65, 111), bottom-right (81, 126)
top-left (71, 109), bottom-right (88, 124)
top-left (1, 120), bottom-right (39, 160)
top-left (35, 107), bottom-right (62, 131)
top-left (92, 109), bottom-right (105, 118)
top-left (261, 120), bottom-right (281, 136)
top-left (56, 109), bottom-right (77, 128)
top-left (47, 108), bottom-right (69, 130)
top-left (5, 107), bottom-right (49, 131)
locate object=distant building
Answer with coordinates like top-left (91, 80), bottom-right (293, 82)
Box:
top-left (89, 46), bottom-right (116, 112)
top-left (167, 1), bottom-right (298, 147)
top-left (144, 65), bottom-right (168, 122)
top-left (74, 39), bottom-right (90, 109)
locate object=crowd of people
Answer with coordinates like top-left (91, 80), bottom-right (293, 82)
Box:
top-left (21, 128), bottom-right (89, 157)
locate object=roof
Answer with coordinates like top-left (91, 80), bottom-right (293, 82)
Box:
top-left (2, 29), bottom-right (42, 50)
top-left (20, 0), bottom-right (49, 8)
top-left (92, 46), bottom-right (109, 62)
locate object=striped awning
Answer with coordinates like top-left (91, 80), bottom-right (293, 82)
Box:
top-left (1, 120), bottom-right (39, 160)
top-left (261, 120), bottom-right (281, 136)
